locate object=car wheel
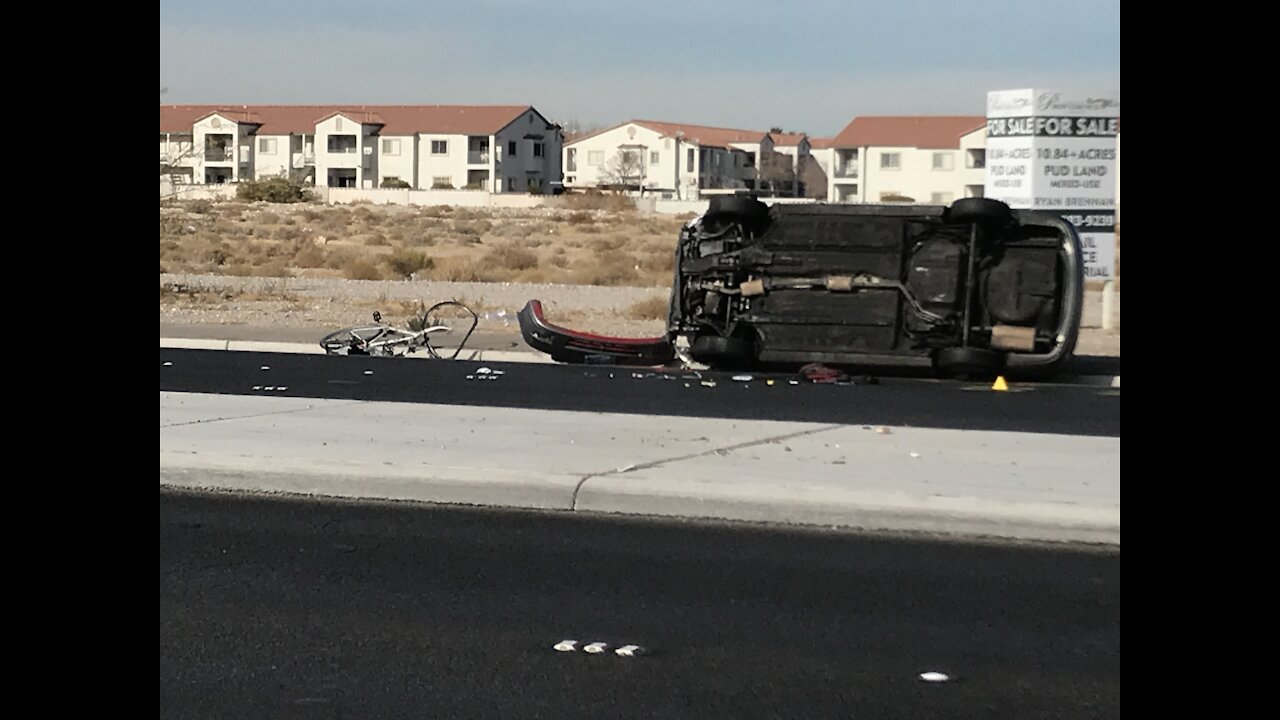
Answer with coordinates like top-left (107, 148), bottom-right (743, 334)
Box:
top-left (690, 335), bottom-right (755, 368)
top-left (947, 198), bottom-right (1012, 226)
top-left (934, 346), bottom-right (1004, 378)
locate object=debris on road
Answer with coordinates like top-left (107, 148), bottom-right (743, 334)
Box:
top-left (553, 640), bottom-right (578, 652)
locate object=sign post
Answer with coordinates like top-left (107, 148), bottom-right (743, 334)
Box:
top-left (983, 89), bottom-right (1120, 280)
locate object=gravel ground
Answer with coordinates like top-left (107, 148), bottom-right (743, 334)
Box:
top-left (160, 272), bottom-right (1120, 356)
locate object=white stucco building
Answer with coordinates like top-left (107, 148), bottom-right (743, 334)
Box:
top-left (564, 120), bottom-right (809, 199)
top-left (826, 116), bottom-right (988, 204)
top-left (159, 105), bottom-right (563, 193)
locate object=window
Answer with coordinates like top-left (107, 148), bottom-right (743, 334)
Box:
top-left (508, 141), bottom-right (518, 156)
top-left (932, 152), bottom-right (954, 171)
top-left (383, 139), bottom-right (401, 156)
top-left (931, 192), bottom-right (954, 204)
top-left (687, 148), bottom-right (694, 172)
top-left (533, 142), bottom-right (545, 157)
top-left (566, 175), bottom-right (576, 184)
top-left (258, 138), bottom-right (276, 154)
top-left (880, 152), bottom-right (901, 169)
top-left (507, 178), bottom-right (517, 191)
top-left (650, 151), bottom-right (660, 164)
top-left (431, 140), bottom-right (448, 155)
top-left (327, 135), bottom-right (357, 153)
top-left (566, 148), bottom-right (577, 171)
top-left (432, 176), bottom-right (453, 188)
top-left (588, 151), bottom-right (604, 166)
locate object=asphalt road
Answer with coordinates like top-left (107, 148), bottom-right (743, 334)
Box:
top-left (160, 488), bottom-right (1119, 719)
top-left (159, 348), bottom-right (1120, 437)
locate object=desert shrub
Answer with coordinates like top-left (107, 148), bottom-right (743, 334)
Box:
top-left (552, 190), bottom-right (636, 212)
top-left (481, 244), bottom-right (539, 273)
top-left (625, 295), bottom-right (669, 320)
top-left (188, 200), bottom-right (213, 214)
top-left (292, 243), bottom-right (328, 268)
top-left (386, 249), bottom-right (435, 278)
top-left (573, 254), bottom-right (638, 286)
top-left (343, 258), bottom-right (384, 281)
top-left (236, 177), bottom-right (315, 203)
top-left (381, 178), bottom-right (412, 189)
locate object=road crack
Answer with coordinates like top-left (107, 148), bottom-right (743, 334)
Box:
top-left (570, 423), bottom-right (845, 510)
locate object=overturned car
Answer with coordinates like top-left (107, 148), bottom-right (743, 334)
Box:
top-left (519, 196), bottom-right (1084, 379)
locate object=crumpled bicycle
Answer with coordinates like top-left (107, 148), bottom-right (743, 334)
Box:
top-left (319, 301), bottom-right (479, 359)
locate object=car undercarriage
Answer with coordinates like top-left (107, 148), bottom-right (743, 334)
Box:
top-left (520, 196), bottom-right (1084, 379)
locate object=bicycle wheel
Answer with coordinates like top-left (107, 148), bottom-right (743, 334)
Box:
top-left (419, 301), bottom-right (479, 359)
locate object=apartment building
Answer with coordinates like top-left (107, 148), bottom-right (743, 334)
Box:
top-left (826, 116), bottom-right (988, 204)
top-left (159, 104), bottom-right (563, 193)
top-left (563, 120), bottom-right (802, 199)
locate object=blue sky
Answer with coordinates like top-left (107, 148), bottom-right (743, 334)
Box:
top-left (159, 0), bottom-right (1119, 137)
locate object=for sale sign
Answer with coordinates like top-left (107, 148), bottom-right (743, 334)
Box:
top-left (984, 89), bottom-right (1119, 279)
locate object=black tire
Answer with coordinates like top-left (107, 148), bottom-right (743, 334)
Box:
top-left (690, 335), bottom-right (755, 367)
top-left (947, 198), bottom-right (1012, 226)
top-left (705, 196), bottom-right (770, 225)
top-left (934, 346), bottom-right (1004, 378)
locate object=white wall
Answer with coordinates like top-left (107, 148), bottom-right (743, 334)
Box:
top-left (415, 133), bottom-right (473, 190)
top-left (315, 115), bottom-right (380, 189)
top-left (252, 134), bottom-right (292, 180)
top-left (957, 127), bottom-right (987, 198)
top-left (192, 114), bottom-right (254, 183)
top-left (376, 135), bottom-right (417, 188)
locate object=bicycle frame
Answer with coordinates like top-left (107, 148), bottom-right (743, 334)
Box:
top-left (320, 301), bottom-right (480, 360)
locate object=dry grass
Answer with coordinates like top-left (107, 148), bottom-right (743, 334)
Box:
top-left (160, 198), bottom-right (686, 288)
top-left (624, 295), bottom-right (669, 320)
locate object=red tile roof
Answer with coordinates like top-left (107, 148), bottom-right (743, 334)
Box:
top-left (832, 116), bottom-right (986, 149)
top-left (768, 132), bottom-right (807, 147)
top-left (160, 105), bottom-right (535, 135)
top-left (631, 120), bottom-right (769, 149)
top-left (807, 137), bottom-right (836, 150)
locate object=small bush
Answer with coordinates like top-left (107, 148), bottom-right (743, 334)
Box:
top-left (482, 244), bottom-right (539, 273)
top-left (553, 190), bottom-right (636, 213)
top-left (236, 177), bottom-right (315, 204)
top-left (188, 200), bottom-right (213, 214)
top-left (625, 295), bottom-right (670, 320)
top-left (343, 259), bottom-right (384, 281)
top-left (381, 178), bottom-right (412, 189)
top-left (386, 249), bottom-right (435, 278)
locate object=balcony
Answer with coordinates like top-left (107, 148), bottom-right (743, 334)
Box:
top-left (291, 152), bottom-right (315, 169)
top-left (835, 165), bottom-right (859, 179)
top-left (204, 148), bottom-right (233, 163)
top-left (468, 151), bottom-right (490, 165)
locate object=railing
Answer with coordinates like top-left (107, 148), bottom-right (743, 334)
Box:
top-left (835, 165), bottom-right (859, 178)
top-left (204, 149), bottom-right (233, 162)
top-left (468, 151), bottom-right (490, 165)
